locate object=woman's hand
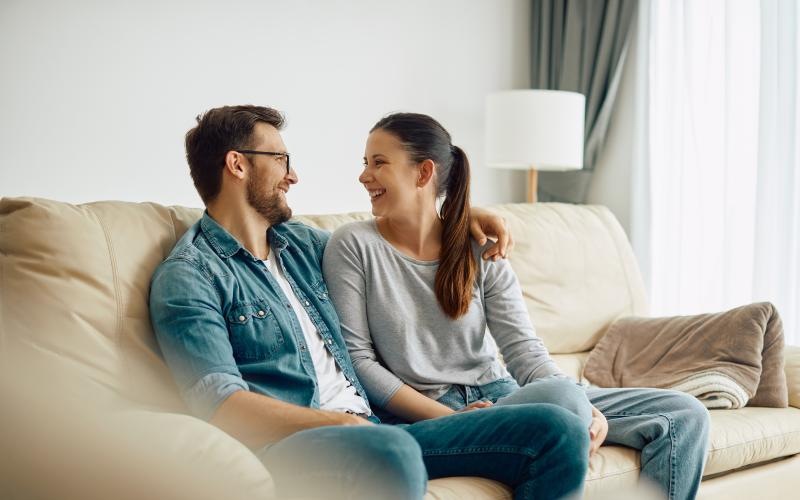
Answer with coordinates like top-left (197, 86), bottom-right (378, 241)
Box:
top-left (588, 405), bottom-right (608, 455)
top-left (456, 400), bottom-right (494, 412)
top-left (468, 207), bottom-right (514, 261)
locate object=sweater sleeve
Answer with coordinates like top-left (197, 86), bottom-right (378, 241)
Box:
top-left (322, 226), bottom-right (405, 407)
top-left (482, 256), bottom-right (565, 385)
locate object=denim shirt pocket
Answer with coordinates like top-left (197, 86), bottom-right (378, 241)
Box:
top-left (226, 299), bottom-right (283, 362)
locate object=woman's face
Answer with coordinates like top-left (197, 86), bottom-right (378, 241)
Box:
top-left (360, 129), bottom-right (421, 217)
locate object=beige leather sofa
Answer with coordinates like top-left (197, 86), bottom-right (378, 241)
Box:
top-left (1, 197), bottom-right (798, 500)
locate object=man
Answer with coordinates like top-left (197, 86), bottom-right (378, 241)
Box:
top-left (149, 105), bottom-right (590, 499)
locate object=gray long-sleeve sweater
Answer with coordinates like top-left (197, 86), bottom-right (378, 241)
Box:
top-left (322, 220), bottom-right (563, 407)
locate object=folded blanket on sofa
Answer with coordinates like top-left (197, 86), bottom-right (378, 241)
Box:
top-left (583, 302), bottom-right (788, 408)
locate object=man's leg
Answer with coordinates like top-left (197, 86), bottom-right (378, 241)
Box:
top-left (586, 387), bottom-right (710, 500)
top-left (402, 404), bottom-right (590, 500)
top-left (257, 424), bottom-right (427, 500)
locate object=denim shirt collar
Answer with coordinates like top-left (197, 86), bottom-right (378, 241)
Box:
top-left (200, 211), bottom-right (288, 259)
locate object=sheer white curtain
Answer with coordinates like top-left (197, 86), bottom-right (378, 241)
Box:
top-left (643, 0), bottom-right (799, 345)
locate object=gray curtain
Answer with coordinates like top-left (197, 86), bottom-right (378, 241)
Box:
top-left (531, 0), bottom-right (637, 203)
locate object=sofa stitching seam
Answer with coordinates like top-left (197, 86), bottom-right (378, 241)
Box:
top-left (596, 206), bottom-right (638, 316)
top-left (708, 429), bottom-right (800, 453)
top-left (585, 466), bottom-right (641, 481)
top-left (86, 204), bottom-right (125, 350)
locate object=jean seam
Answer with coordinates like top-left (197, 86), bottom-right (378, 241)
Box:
top-left (601, 410), bottom-right (677, 500)
top-left (422, 445), bottom-right (536, 458)
top-left (667, 413), bottom-right (676, 500)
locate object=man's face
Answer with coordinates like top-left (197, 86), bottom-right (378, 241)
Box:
top-left (244, 122), bottom-right (297, 225)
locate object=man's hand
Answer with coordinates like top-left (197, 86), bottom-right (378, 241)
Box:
top-left (588, 405), bottom-right (608, 456)
top-left (456, 400), bottom-right (493, 413)
top-left (469, 207), bottom-right (514, 261)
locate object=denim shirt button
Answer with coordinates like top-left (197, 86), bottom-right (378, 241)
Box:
top-left (238, 315), bottom-right (246, 322)
top-left (257, 310), bottom-right (266, 317)
top-left (304, 301), bottom-right (310, 306)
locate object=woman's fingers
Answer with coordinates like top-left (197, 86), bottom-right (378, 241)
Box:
top-left (458, 400), bottom-right (494, 412)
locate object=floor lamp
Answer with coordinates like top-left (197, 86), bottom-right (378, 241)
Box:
top-left (485, 90), bottom-right (585, 203)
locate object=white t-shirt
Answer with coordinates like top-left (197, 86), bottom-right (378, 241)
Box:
top-left (263, 250), bottom-right (370, 415)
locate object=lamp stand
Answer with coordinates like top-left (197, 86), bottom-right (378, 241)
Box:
top-left (527, 167), bottom-right (539, 203)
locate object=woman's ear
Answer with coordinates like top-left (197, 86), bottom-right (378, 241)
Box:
top-left (417, 159), bottom-right (435, 188)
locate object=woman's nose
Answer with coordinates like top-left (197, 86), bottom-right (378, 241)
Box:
top-left (358, 167), bottom-right (371, 184)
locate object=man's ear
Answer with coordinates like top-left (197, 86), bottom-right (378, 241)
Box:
top-left (417, 159), bottom-right (435, 188)
top-left (224, 151), bottom-right (247, 180)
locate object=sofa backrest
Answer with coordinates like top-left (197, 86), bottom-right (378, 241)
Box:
top-left (297, 204), bottom-right (649, 354)
top-left (0, 197), bottom-right (646, 409)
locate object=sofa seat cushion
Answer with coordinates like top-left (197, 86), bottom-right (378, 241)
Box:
top-left (424, 446), bottom-right (644, 499)
top-left (705, 407), bottom-right (800, 475)
top-left (426, 476), bottom-right (511, 499)
top-left (585, 408), bottom-right (800, 482)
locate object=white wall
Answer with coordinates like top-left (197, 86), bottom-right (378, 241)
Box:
top-left (0, 0), bottom-right (531, 214)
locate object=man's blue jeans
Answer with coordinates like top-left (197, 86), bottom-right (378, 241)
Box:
top-left (437, 376), bottom-right (711, 500)
top-left (257, 404), bottom-right (589, 499)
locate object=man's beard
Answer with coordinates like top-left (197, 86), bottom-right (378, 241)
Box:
top-left (246, 168), bottom-right (292, 225)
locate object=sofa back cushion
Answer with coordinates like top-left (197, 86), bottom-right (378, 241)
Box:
top-left (480, 203), bottom-right (648, 353)
top-left (298, 204), bottom-right (648, 353)
top-left (0, 198), bottom-right (202, 409)
top-left (0, 197), bottom-right (646, 409)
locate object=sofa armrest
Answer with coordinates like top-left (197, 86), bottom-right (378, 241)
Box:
top-left (1, 369), bottom-right (275, 500)
top-left (114, 409), bottom-right (275, 497)
top-left (786, 345), bottom-right (800, 409)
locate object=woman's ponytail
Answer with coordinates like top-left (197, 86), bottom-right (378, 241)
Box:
top-left (435, 145), bottom-right (476, 319)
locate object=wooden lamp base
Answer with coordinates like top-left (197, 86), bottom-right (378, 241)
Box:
top-left (527, 168), bottom-right (539, 203)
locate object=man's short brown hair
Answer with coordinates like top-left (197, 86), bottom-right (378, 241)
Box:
top-left (185, 105), bottom-right (285, 204)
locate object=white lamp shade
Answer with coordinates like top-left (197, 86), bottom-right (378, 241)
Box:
top-left (485, 90), bottom-right (585, 171)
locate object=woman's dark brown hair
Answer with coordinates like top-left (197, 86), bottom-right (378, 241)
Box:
top-left (371, 113), bottom-right (475, 319)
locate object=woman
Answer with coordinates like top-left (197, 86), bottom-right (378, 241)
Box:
top-left (323, 113), bottom-right (709, 500)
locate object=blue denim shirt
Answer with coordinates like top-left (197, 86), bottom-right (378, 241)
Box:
top-left (149, 212), bottom-right (371, 420)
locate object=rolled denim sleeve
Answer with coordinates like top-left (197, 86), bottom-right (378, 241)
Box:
top-left (149, 258), bottom-right (248, 420)
top-left (184, 372), bottom-right (248, 420)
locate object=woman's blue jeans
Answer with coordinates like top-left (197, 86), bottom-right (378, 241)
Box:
top-left (257, 402), bottom-right (589, 500)
top-left (436, 376), bottom-right (710, 500)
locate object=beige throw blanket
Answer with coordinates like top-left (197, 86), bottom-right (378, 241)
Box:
top-left (583, 302), bottom-right (788, 409)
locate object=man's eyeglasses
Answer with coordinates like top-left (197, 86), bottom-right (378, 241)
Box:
top-left (236, 150), bottom-right (291, 175)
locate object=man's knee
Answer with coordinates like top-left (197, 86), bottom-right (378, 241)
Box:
top-left (359, 426), bottom-right (427, 491)
top-left (517, 404), bottom-right (590, 467)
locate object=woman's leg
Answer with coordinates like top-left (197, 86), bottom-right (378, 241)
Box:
top-left (586, 387), bottom-right (710, 500)
top-left (489, 376), bottom-right (594, 428)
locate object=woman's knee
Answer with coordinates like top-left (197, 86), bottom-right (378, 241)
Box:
top-left (674, 391), bottom-right (710, 434)
top-left (499, 377), bottom-right (593, 426)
